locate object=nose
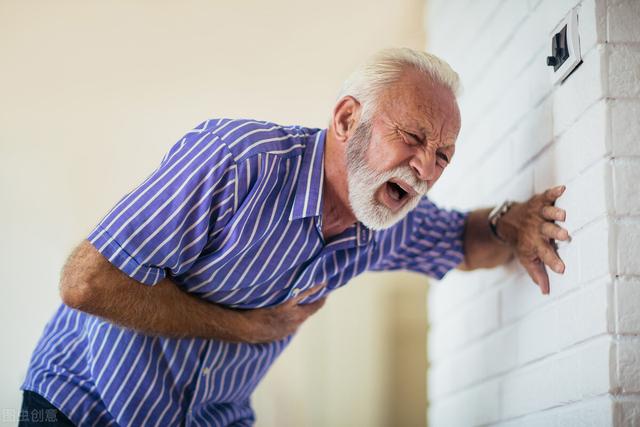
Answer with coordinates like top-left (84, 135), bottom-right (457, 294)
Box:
top-left (408, 148), bottom-right (437, 182)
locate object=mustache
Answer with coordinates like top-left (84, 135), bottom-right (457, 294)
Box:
top-left (375, 165), bottom-right (429, 196)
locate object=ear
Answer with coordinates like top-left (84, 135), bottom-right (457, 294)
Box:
top-left (331, 96), bottom-right (361, 143)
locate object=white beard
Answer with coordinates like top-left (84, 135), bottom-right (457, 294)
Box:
top-left (346, 120), bottom-right (429, 230)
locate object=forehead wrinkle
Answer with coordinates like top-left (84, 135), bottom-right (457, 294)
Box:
top-left (415, 102), bottom-right (452, 133)
top-left (383, 74), bottom-right (460, 148)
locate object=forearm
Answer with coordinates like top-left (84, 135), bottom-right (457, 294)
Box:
top-left (458, 207), bottom-right (515, 270)
top-left (80, 277), bottom-right (248, 341)
top-left (60, 241), bottom-right (249, 341)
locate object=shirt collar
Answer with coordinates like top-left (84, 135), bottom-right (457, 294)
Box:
top-left (288, 128), bottom-right (377, 246)
top-left (289, 129), bottom-right (326, 221)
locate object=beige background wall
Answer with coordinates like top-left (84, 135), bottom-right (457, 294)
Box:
top-left (0, 1), bottom-right (429, 426)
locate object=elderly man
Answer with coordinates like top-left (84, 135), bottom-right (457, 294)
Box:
top-left (20, 48), bottom-right (569, 426)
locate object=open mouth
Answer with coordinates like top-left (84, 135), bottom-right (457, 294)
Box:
top-left (387, 181), bottom-right (408, 201)
top-left (381, 179), bottom-right (416, 211)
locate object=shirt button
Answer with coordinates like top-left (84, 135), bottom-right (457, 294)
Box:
top-left (291, 288), bottom-right (300, 297)
top-left (203, 368), bottom-right (210, 375)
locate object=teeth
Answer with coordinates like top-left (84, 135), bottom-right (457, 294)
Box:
top-left (388, 182), bottom-right (401, 201)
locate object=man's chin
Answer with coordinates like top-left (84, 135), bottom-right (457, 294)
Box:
top-left (355, 201), bottom-right (416, 230)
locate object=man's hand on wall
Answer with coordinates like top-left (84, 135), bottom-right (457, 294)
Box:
top-left (497, 185), bottom-right (570, 295)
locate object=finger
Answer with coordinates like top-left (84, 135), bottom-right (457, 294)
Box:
top-left (522, 258), bottom-right (550, 295)
top-left (543, 185), bottom-right (566, 203)
top-left (289, 282), bottom-right (327, 305)
top-left (540, 222), bottom-right (571, 241)
top-left (298, 297), bottom-right (327, 318)
top-left (537, 243), bottom-right (565, 274)
top-left (541, 205), bottom-right (566, 222)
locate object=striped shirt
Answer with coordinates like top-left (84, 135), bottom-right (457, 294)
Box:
top-left (21, 118), bottom-right (468, 426)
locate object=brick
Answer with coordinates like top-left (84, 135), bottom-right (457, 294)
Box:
top-left (514, 279), bottom-right (609, 366)
top-left (502, 166), bottom-right (535, 203)
top-left (535, 101), bottom-right (608, 193)
top-left (482, 138), bottom-right (514, 194)
top-left (608, 0), bottom-right (640, 43)
top-left (613, 158), bottom-right (640, 215)
top-left (553, 278), bottom-right (610, 346)
top-left (456, 0), bottom-right (528, 89)
top-left (528, 0), bottom-right (544, 12)
top-left (607, 44), bottom-right (640, 98)
top-left (613, 397), bottom-right (640, 427)
top-left (514, 299), bottom-right (560, 365)
top-left (553, 46), bottom-right (606, 136)
top-left (615, 277), bottom-right (640, 334)
top-left (426, 0), bottom-right (473, 57)
top-left (428, 379), bottom-right (501, 427)
top-left (495, 396), bottom-right (614, 427)
top-left (428, 264), bottom-right (511, 326)
top-left (534, 145), bottom-right (561, 194)
top-left (473, 75), bottom-right (531, 149)
top-left (577, 217), bottom-right (611, 283)
top-left (512, 98), bottom-right (553, 171)
top-left (532, 0), bottom-right (581, 45)
top-left (428, 288), bottom-right (500, 362)
top-left (553, 396), bottom-right (614, 427)
top-left (428, 326), bottom-right (519, 399)
top-left (553, 158), bottom-right (610, 234)
top-left (501, 272), bottom-right (556, 324)
top-left (564, 100), bottom-right (609, 178)
top-left (502, 335), bottom-right (612, 419)
top-left (558, 338), bottom-right (612, 401)
top-left (614, 337), bottom-right (640, 393)
top-left (458, 3), bottom-right (550, 130)
top-left (610, 99), bottom-right (640, 156)
top-left (578, 0), bottom-right (608, 53)
top-left (502, 357), bottom-right (560, 418)
top-left (526, 53), bottom-right (555, 108)
top-left (614, 219), bottom-right (640, 276)
top-left (428, 271), bottom-right (485, 325)
top-left (453, 0), bottom-right (503, 58)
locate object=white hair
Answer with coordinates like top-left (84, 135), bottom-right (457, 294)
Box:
top-left (337, 47), bottom-right (461, 122)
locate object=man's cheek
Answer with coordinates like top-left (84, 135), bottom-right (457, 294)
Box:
top-left (427, 171), bottom-right (444, 190)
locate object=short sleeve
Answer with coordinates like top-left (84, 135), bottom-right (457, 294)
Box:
top-left (368, 197), bottom-right (469, 279)
top-left (87, 120), bottom-right (237, 286)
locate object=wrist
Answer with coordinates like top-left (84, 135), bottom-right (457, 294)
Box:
top-left (488, 201), bottom-right (516, 245)
top-left (204, 304), bottom-right (248, 342)
top-left (494, 202), bottom-right (522, 246)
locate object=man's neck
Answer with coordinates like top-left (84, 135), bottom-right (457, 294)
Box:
top-left (321, 129), bottom-right (357, 240)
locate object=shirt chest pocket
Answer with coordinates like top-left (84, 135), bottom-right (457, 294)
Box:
top-left (175, 219), bottom-right (322, 297)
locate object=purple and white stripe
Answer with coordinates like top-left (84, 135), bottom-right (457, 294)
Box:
top-left (21, 118), bottom-right (468, 426)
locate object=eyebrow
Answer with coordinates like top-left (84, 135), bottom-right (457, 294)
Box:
top-left (404, 126), bottom-right (456, 149)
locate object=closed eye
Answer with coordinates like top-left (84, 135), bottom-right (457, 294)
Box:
top-left (399, 129), bottom-right (423, 146)
top-left (436, 152), bottom-right (450, 167)
top-left (408, 132), bottom-right (422, 144)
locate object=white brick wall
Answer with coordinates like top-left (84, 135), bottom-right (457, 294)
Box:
top-left (425, 0), bottom-right (640, 424)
